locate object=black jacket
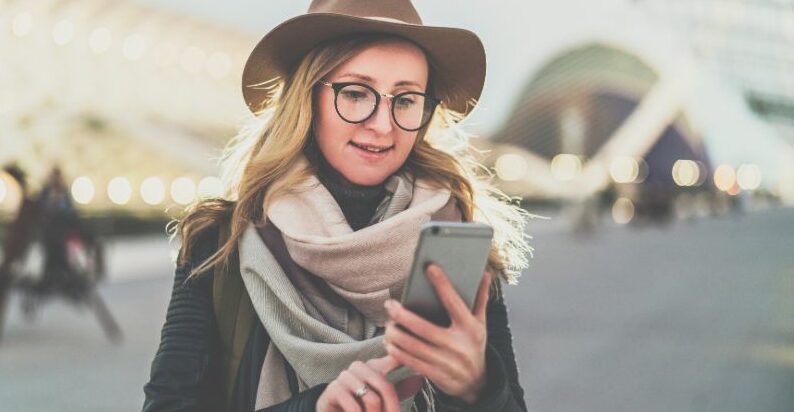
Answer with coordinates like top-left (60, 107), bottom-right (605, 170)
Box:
top-left (142, 225), bottom-right (527, 411)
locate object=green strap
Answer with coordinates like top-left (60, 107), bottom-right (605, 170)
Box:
top-left (212, 223), bottom-right (256, 410)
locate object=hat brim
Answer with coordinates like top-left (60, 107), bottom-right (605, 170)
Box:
top-left (242, 13), bottom-right (486, 117)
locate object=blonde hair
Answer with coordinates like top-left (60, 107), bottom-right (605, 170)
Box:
top-left (173, 33), bottom-right (534, 285)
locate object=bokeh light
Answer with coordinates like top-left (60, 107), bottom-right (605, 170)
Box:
top-left (89, 27), bottom-right (113, 54)
top-left (71, 176), bottom-right (95, 205)
top-left (610, 156), bottom-right (640, 183)
top-left (550, 154), bottom-right (582, 181)
top-left (737, 164), bottom-right (762, 190)
top-left (52, 19), bottom-right (74, 45)
top-left (140, 177), bottom-right (166, 205)
top-left (714, 164), bottom-right (737, 192)
top-left (107, 176), bottom-right (133, 205)
top-left (495, 153), bottom-right (528, 182)
top-left (171, 177), bottom-right (196, 205)
top-left (612, 197), bottom-right (635, 224)
top-left (12, 12), bottom-right (33, 37)
top-left (197, 176), bottom-right (223, 198)
top-left (672, 160), bottom-right (701, 187)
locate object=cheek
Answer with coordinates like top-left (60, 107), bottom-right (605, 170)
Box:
top-left (315, 105), bottom-right (353, 148)
top-left (395, 134), bottom-right (419, 159)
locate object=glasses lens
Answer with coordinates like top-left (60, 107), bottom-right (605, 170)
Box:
top-left (335, 84), bottom-right (376, 122)
top-left (393, 92), bottom-right (433, 131)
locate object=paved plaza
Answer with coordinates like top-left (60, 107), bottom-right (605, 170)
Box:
top-left (1, 208), bottom-right (792, 412)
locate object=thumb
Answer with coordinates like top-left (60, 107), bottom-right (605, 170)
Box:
top-left (368, 354), bottom-right (401, 374)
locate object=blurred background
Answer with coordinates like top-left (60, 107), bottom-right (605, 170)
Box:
top-left (0, 0), bottom-right (792, 411)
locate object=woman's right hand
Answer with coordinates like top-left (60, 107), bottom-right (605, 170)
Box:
top-left (316, 355), bottom-right (402, 412)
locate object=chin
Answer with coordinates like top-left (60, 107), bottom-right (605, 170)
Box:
top-left (347, 173), bottom-right (388, 187)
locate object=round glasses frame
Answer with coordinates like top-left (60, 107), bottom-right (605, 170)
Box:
top-left (317, 80), bottom-right (440, 132)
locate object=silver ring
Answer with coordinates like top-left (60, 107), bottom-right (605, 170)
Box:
top-left (354, 384), bottom-right (369, 398)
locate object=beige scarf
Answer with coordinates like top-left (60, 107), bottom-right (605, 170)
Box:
top-left (238, 156), bottom-right (460, 410)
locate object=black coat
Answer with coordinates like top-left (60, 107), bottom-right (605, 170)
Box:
top-left (142, 225), bottom-right (528, 411)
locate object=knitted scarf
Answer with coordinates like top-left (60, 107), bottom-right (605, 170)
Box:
top-left (238, 156), bottom-right (461, 410)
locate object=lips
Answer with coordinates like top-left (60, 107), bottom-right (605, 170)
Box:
top-left (349, 141), bottom-right (394, 152)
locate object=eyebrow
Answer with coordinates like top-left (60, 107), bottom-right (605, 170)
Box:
top-left (336, 72), bottom-right (424, 89)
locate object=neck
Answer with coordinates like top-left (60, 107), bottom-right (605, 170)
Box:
top-left (317, 155), bottom-right (383, 191)
top-left (315, 155), bottom-right (388, 231)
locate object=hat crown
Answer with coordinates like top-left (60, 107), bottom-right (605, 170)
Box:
top-left (308, 0), bottom-right (423, 25)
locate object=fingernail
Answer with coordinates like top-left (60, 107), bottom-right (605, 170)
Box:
top-left (384, 299), bottom-right (395, 311)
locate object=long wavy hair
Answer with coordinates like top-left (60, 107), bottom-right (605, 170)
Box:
top-left (172, 33), bottom-right (534, 285)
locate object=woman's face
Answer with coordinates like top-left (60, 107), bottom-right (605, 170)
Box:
top-left (313, 40), bottom-right (430, 186)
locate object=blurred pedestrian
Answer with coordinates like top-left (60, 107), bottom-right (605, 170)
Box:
top-left (36, 165), bottom-right (82, 293)
top-left (0, 165), bottom-right (43, 341)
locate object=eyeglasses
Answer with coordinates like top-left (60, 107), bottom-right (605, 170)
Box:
top-left (317, 80), bottom-right (440, 132)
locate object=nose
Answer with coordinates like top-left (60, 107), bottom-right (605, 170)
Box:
top-left (364, 96), bottom-right (394, 135)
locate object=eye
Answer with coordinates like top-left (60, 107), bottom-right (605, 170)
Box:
top-left (339, 85), bottom-right (372, 102)
top-left (394, 95), bottom-right (417, 109)
top-left (341, 90), bottom-right (367, 100)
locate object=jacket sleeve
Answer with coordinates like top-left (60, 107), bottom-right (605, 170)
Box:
top-left (142, 229), bottom-right (224, 412)
top-left (255, 384), bottom-right (328, 412)
top-left (434, 288), bottom-right (528, 411)
top-left (142, 228), bottom-right (330, 412)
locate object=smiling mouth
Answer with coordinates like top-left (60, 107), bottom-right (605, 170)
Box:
top-left (349, 141), bottom-right (394, 153)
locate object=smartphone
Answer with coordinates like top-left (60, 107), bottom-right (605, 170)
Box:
top-left (400, 221), bottom-right (494, 327)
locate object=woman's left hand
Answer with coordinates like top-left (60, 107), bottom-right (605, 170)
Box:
top-left (383, 264), bottom-right (491, 404)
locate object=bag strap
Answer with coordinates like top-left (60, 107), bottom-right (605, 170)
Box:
top-left (212, 222), bottom-right (256, 410)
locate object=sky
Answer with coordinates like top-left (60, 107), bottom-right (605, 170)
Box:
top-left (125, 0), bottom-right (632, 135)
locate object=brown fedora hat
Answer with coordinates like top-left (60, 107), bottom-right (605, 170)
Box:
top-left (242, 0), bottom-right (486, 117)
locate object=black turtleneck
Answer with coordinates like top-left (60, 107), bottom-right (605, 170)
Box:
top-left (315, 156), bottom-right (388, 231)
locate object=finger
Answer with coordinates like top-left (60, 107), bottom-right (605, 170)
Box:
top-left (366, 354), bottom-right (401, 375)
top-left (472, 271), bottom-right (491, 324)
top-left (358, 388), bottom-right (381, 412)
top-left (385, 326), bottom-right (458, 386)
top-left (425, 263), bottom-right (470, 325)
top-left (337, 370), bottom-right (378, 412)
top-left (327, 380), bottom-right (362, 412)
top-left (349, 361), bottom-right (400, 412)
top-left (337, 393), bottom-right (362, 412)
top-left (385, 341), bottom-right (443, 384)
top-left (384, 299), bottom-right (445, 345)
top-left (384, 321), bottom-right (438, 365)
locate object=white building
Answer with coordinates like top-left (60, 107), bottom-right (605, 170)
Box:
top-left (1, 0), bottom-right (792, 212)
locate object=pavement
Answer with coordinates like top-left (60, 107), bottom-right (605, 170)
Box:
top-left (0, 207), bottom-right (792, 412)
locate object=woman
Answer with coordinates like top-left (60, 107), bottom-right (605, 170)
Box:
top-left (143, 1), bottom-right (532, 411)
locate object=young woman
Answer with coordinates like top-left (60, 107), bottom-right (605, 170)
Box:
top-left (143, 1), bottom-right (532, 411)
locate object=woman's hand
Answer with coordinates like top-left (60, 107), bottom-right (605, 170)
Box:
top-left (383, 264), bottom-right (491, 404)
top-left (316, 355), bottom-right (407, 412)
